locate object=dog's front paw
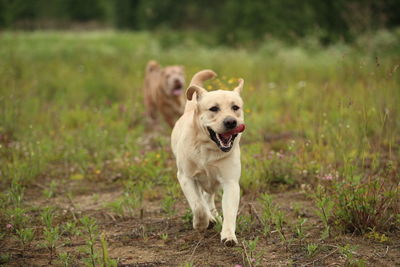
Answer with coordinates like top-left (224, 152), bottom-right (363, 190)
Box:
top-left (193, 205), bottom-right (209, 231)
top-left (220, 230), bottom-right (238, 247)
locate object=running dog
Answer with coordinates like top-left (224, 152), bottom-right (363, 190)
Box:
top-left (142, 60), bottom-right (185, 128)
top-left (171, 69), bottom-right (245, 246)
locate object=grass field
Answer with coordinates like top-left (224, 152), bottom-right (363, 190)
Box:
top-left (0, 31), bottom-right (399, 266)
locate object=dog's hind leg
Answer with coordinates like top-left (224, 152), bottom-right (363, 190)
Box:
top-left (177, 172), bottom-right (210, 231)
top-left (203, 191), bottom-right (218, 222)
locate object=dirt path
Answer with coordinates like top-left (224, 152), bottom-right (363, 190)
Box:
top-left (2, 179), bottom-right (398, 267)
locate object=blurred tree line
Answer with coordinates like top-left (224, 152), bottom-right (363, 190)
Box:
top-left (0, 0), bottom-right (399, 44)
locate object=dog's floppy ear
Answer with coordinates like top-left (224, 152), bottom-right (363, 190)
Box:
top-left (186, 85), bottom-right (207, 101)
top-left (233, 79), bottom-right (244, 94)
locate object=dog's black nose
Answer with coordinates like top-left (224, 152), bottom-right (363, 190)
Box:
top-left (224, 117), bottom-right (237, 130)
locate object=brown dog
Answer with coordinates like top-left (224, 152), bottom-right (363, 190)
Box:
top-left (142, 60), bottom-right (185, 128)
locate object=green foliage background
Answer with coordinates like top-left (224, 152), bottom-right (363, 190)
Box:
top-left (1, 0), bottom-right (400, 44)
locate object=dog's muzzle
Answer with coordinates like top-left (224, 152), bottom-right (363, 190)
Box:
top-left (171, 80), bottom-right (183, 96)
top-left (207, 124), bottom-right (245, 152)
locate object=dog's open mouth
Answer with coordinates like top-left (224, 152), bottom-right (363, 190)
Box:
top-left (172, 82), bottom-right (183, 96)
top-left (207, 124), bottom-right (246, 152)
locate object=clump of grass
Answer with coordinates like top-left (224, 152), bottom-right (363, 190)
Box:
top-left (315, 175), bottom-right (399, 235)
top-left (258, 193), bottom-right (291, 248)
top-left (241, 144), bottom-right (297, 193)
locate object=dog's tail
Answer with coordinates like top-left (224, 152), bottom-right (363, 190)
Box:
top-left (189, 69), bottom-right (217, 87)
top-left (146, 60), bottom-right (160, 73)
top-left (184, 70), bottom-right (216, 112)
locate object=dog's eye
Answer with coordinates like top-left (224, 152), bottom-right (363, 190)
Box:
top-left (232, 105), bottom-right (240, 111)
top-left (209, 106), bottom-right (219, 112)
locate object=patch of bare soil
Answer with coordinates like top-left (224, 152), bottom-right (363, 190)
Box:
top-left (2, 180), bottom-right (400, 267)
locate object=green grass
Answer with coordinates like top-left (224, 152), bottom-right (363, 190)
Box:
top-left (0, 30), bottom-right (399, 265)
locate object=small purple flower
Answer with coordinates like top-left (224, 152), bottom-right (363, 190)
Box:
top-left (234, 265), bottom-right (243, 267)
top-left (6, 224), bottom-right (13, 229)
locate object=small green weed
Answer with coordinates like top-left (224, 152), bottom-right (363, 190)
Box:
top-left (162, 194), bottom-right (176, 216)
top-left (338, 244), bottom-right (366, 267)
top-left (15, 227), bottom-right (35, 256)
top-left (43, 180), bottom-right (58, 198)
top-left (40, 207), bottom-right (60, 263)
top-left (314, 185), bottom-right (334, 239)
top-left (106, 180), bottom-right (149, 217)
top-left (181, 208), bottom-right (193, 226)
top-left (42, 226), bottom-right (61, 263)
top-left (160, 232), bottom-right (168, 242)
top-left (258, 193), bottom-right (291, 248)
top-left (57, 252), bottom-right (73, 267)
top-left (80, 216), bottom-right (99, 267)
top-left (293, 217), bottom-right (308, 243)
top-left (237, 214), bottom-right (255, 234)
top-left (306, 243), bottom-right (318, 257)
top-left (100, 232), bottom-right (118, 267)
top-left (237, 237), bottom-right (263, 267)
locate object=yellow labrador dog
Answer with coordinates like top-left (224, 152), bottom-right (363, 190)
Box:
top-left (171, 70), bottom-right (245, 246)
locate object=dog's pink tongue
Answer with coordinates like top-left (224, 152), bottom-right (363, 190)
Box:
top-left (221, 124), bottom-right (246, 138)
top-left (172, 90), bottom-right (182, 96)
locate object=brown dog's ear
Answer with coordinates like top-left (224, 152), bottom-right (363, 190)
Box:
top-left (233, 79), bottom-right (244, 94)
top-left (186, 85), bottom-right (207, 101)
top-left (146, 60), bottom-right (160, 72)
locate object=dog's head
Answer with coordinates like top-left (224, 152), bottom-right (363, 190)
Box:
top-left (161, 66), bottom-right (185, 96)
top-left (186, 70), bottom-right (245, 152)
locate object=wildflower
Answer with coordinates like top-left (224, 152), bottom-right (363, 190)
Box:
top-left (234, 265), bottom-right (243, 267)
top-left (322, 174), bottom-right (333, 181)
top-left (156, 154), bottom-right (161, 159)
top-left (6, 224), bottom-right (13, 229)
top-left (95, 170), bottom-right (101, 175)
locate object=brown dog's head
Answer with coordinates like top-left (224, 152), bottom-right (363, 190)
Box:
top-left (161, 66), bottom-right (185, 96)
top-left (186, 70), bottom-right (245, 152)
